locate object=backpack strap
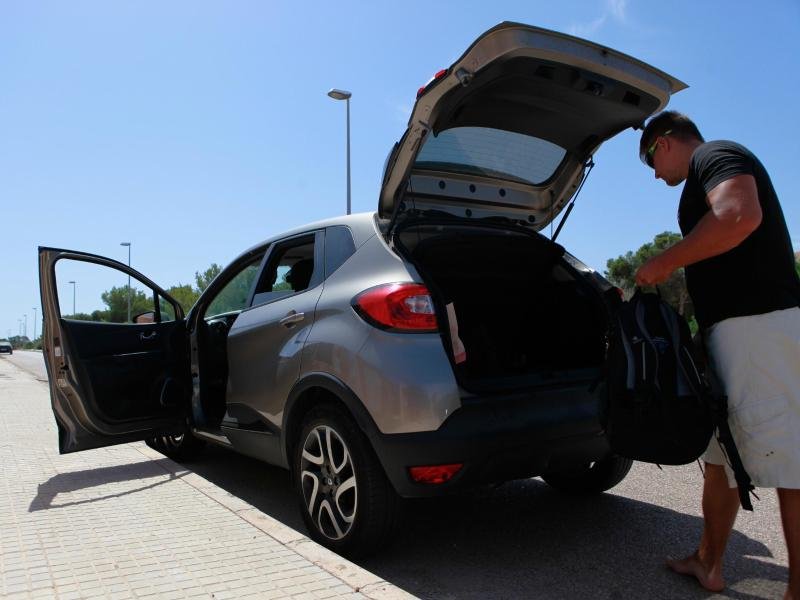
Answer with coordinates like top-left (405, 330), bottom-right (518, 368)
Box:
top-left (698, 333), bottom-right (758, 511)
top-left (710, 395), bottom-right (757, 511)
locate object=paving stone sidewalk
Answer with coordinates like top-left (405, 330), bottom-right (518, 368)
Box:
top-left (0, 358), bottom-right (415, 600)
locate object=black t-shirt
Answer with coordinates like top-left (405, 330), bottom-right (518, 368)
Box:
top-left (678, 140), bottom-right (800, 329)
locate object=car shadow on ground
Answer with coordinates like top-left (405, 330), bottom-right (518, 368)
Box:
top-left (170, 446), bottom-right (789, 600)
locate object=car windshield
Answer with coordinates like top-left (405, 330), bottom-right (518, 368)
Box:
top-left (413, 126), bottom-right (567, 185)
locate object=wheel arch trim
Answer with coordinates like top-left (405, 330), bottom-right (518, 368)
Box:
top-left (281, 372), bottom-right (380, 467)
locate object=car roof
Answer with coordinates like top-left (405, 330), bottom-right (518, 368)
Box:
top-left (231, 212), bottom-right (378, 263)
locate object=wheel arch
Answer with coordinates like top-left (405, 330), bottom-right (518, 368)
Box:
top-left (281, 373), bottom-right (381, 469)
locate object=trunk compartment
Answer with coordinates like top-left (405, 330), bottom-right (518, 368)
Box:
top-left (395, 222), bottom-right (609, 392)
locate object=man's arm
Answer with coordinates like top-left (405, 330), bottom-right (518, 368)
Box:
top-left (636, 174), bottom-right (762, 285)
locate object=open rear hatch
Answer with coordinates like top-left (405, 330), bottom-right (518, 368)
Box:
top-left (381, 22), bottom-right (685, 392)
top-left (378, 21), bottom-right (686, 231)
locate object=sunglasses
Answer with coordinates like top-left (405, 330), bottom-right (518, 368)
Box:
top-left (645, 129), bottom-right (672, 167)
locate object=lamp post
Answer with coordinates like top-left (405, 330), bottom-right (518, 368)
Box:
top-left (32, 307), bottom-right (38, 341)
top-left (68, 281), bottom-right (76, 316)
top-left (327, 88), bottom-right (352, 215)
top-left (23, 314), bottom-right (27, 339)
top-left (120, 242), bottom-right (131, 322)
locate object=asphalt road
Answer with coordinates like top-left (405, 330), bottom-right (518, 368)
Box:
top-left (4, 349), bottom-right (47, 381)
top-left (4, 350), bottom-right (789, 599)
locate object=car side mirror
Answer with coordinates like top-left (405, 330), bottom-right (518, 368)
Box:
top-left (133, 311), bottom-right (156, 324)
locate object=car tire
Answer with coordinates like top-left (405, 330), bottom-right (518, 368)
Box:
top-left (146, 429), bottom-right (206, 461)
top-left (541, 454), bottom-right (633, 494)
top-left (293, 403), bottom-right (403, 557)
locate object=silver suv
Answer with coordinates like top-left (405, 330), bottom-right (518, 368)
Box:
top-left (38, 22), bottom-right (684, 556)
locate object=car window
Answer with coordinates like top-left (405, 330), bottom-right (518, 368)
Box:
top-left (205, 258), bottom-right (262, 318)
top-left (325, 226), bottom-right (356, 278)
top-left (54, 259), bottom-right (164, 324)
top-left (251, 236), bottom-right (317, 308)
top-left (414, 126), bottom-right (567, 185)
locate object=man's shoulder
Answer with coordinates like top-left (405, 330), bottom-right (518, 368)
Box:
top-left (694, 140), bottom-right (753, 160)
top-left (690, 140), bottom-right (756, 175)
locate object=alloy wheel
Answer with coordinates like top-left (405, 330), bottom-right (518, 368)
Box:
top-left (161, 433), bottom-right (184, 449)
top-left (300, 425), bottom-right (358, 540)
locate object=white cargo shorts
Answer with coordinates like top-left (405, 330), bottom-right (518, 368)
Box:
top-left (703, 306), bottom-right (800, 489)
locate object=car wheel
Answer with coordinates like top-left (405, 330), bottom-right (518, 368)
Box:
top-left (541, 454), bottom-right (633, 494)
top-left (146, 429), bottom-right (206, 461)
top-left (293, 404), bottom-right (402, 557)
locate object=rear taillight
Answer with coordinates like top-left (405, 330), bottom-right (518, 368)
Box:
top-left (353, 283), bottom-right (438, 332)
top-left (408, 463), bottom-right (463, 484)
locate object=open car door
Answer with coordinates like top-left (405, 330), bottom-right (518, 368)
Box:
top-left (39, 247), bottom-right (190, 453)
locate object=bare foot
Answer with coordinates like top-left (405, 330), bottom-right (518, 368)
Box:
top-left (666, 553), bottom-right (725, 592)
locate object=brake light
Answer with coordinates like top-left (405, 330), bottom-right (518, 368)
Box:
top-left (353, 283), bottom-right (437, 332)
top-left (416, 68), bottom-right (448, 98)
top-left (409, 463), bottom-right (463, 484)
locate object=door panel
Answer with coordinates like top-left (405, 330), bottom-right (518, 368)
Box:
top-left (225, 232), bottom-right (324, 431)
top-left (39, 247), bottom-right (189, 453)
top-left (62, 320), bottom-right (186, 422)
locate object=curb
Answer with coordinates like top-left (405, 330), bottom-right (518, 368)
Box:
top-left (135, 444), bottom-right (416, 600)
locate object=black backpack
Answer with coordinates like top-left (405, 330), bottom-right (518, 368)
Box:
top-left (605, 290), bottom-right (756, 509)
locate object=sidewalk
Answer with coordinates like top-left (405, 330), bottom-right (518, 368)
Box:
top-left (0, 358), bottom-right (416, 600)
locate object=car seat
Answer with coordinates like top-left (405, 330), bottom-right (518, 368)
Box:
top-left (285, 259), bottom-right (314, 292)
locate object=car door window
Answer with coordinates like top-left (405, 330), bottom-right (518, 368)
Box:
top-left (205, 258), bottom-right (262, 319)
top-left (251, 236), bottom-right (318, 308)
top-left (55, 259), bottom-right (174, 323)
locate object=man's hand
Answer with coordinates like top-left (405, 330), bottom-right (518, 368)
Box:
top-left (635, 252), bottom-right (677, 286)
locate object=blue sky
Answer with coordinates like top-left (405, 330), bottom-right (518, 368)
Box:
top-left (2, 1), bottom-right (798, 338)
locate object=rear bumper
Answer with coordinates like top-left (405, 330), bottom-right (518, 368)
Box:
top-left (369, 380), bottom-right (610, 497)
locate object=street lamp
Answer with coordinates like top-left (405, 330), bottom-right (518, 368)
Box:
top-left (327, 88), bottom-right (352, 215)
top-left (68, 281), bottom-right (76, 316)
top-left (23, 314), bottom-right (27, 338)
top-left (120, 242), bottom-right (131, 322)
top-left (32, 307), bottom-right (38, 340)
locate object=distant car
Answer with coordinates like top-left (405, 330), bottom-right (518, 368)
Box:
top-left (38, 22), bottom-right (685, 556)
top-left (0, 340), bottom-right (11, 354)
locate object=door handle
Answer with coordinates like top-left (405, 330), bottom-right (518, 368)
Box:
top-left (279, 311), bottom-right (305, 327)
top-left (139, 331), bottom-right (158, 341)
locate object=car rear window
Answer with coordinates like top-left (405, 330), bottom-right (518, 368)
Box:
top-left (414, 126), bottom-right (566, 185)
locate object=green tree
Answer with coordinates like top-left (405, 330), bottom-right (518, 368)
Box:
top-left (195, 264), bottom-right (222, 292)
top-left (605, 231), bottom-right (694, 321)
top-left (67, 312), bottom-right (96, 321)
top-left (167, 284), bottom-right (200, 313)
top-left (100, 286), bottom-right (153, 322)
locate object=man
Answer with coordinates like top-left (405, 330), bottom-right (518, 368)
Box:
top-left (635, 111), bottom-right (800, 599)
